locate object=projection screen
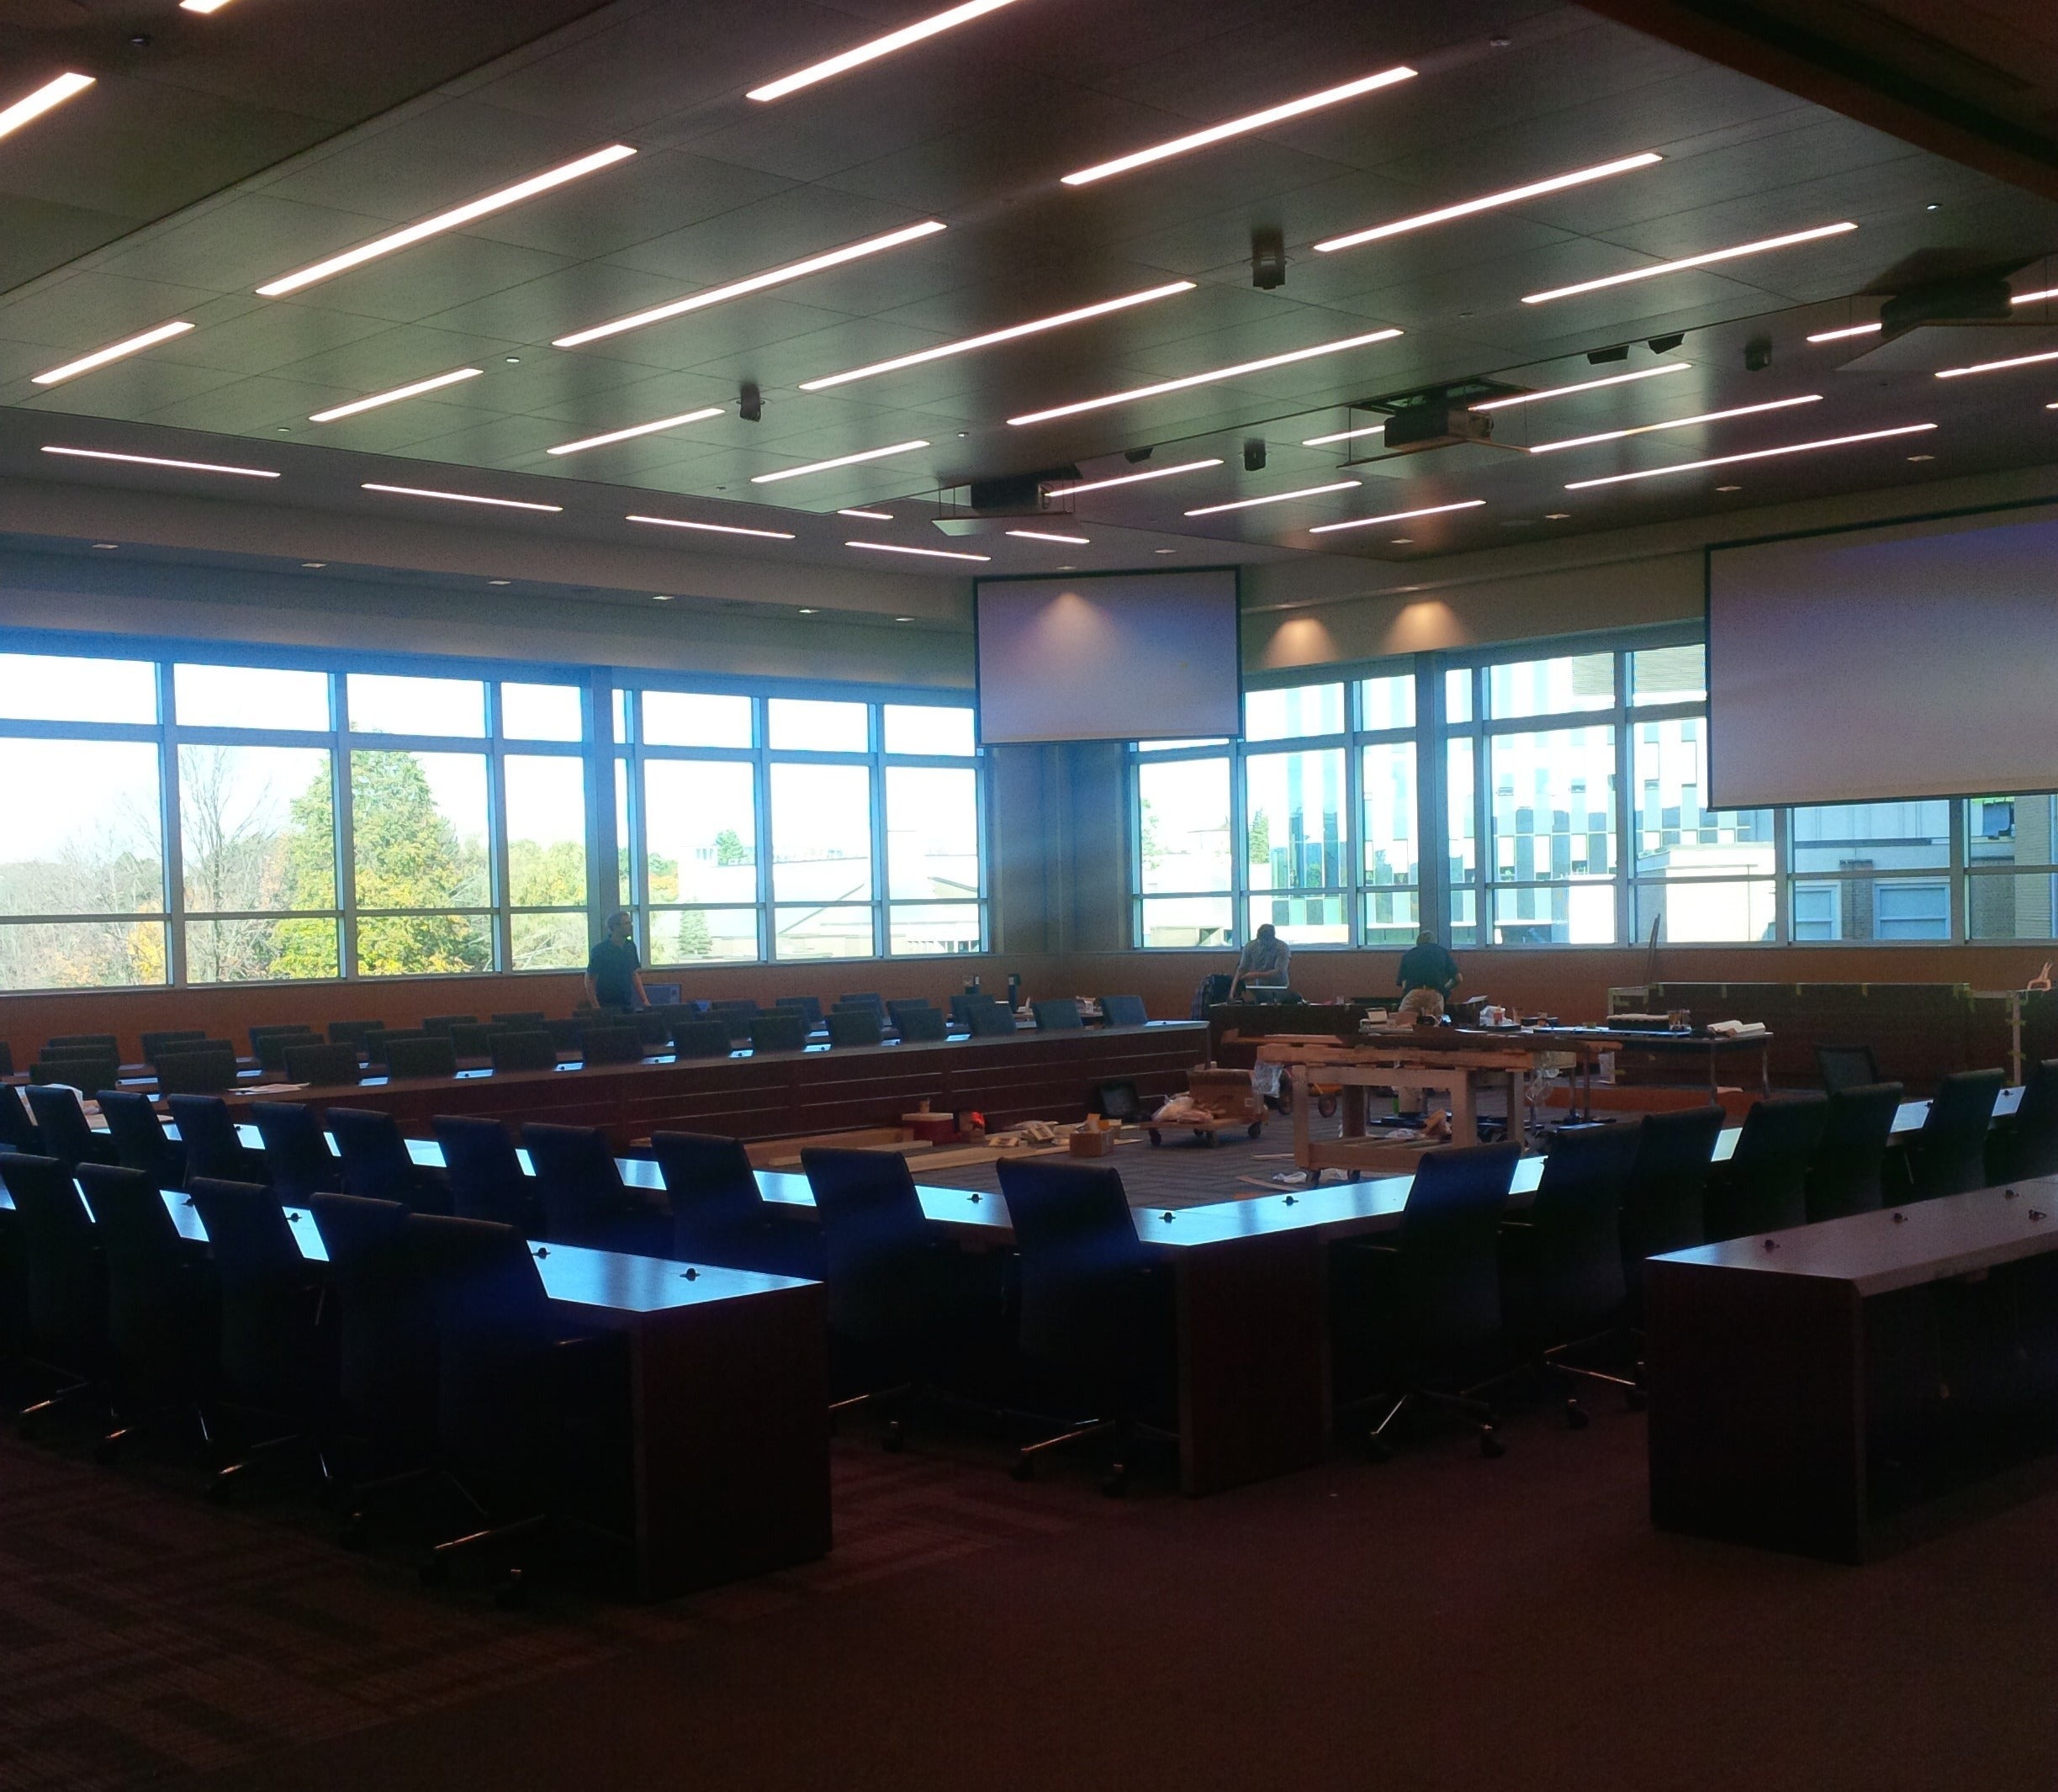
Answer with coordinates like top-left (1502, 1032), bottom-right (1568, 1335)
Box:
top-left (975, 570), bottom-right (1241, 744)
top-left (1707, 503), bottom-right (2058, 809)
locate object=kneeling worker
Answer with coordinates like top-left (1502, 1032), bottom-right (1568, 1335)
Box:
top-left (1394, 927), bottom-right (1461, 1023)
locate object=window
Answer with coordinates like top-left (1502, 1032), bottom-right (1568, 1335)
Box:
top-left (1246, 746), bottom-right (1348, 943)
top-left (347, 674), bottom-right (485, 737)
top-left (1, 653), bottom-right (156, 724)
top-left (503, 755), bottom-right (587, 970)
top-left (1135, 752), bottom-right (1233, 947)
top-left (180, 744), bottom-right (338, 982)
top-left (643, 759), bottom-right (759, 965)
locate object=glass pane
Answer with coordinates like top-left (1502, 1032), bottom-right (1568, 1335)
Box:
top-left (501, 682), bottom-right (583, 742)
top-left (1790, 875), bottom-right (1950, 942)
top-left (884, 705), bottom-right (975, 756)
top-left (350, 750), bottom-right (489, 917)
top-left (1630, 643), bottom-right (1706, 707)
top-left (1246, 748), bottom-right (1346, 893)
top-left (175, 664), bottom-right (329, 732)
top-left (1138, 896), bottom-right (1233, 949)
top-left (648, 907), bottom-right (758, 965)
top-left (644, 760), bottom-right (756, 906)
top-left (890, 903), bottom-right (984, 954)
top-left (179, 744), bottom-right (336, 914)
top-left (0, 918), bottom-right (167, 991)
top-left (1632, 880), bottom-right (1775, 944)
top-left (886, 766), bottom-right (979, 902)
top-left (769, 697), bottom-right (867, 753)
top-left (1967, 794), bottom-right (2056, 868)
top-left (1487, 652), bottom-right (1613, 719)
top-left (1361, 887), bottom-right (1421, 946)
top-left (505, 755), bottom-right (587, 912)
top-left (1358, 672), bottom-right (1415, 731)
top-left (355, 913), bottom-right (494, 976)
top-left (1790, 801), bottom-right (1949, 875)
top-left (1447, 737), bottom-right (1476, 885)
top-left (1448, 885), bottom-right (1478, 946)
top-left (1362, 741), bottom-right (1419, 891)
top-left (1249, 892), bottom-right (1349, 945)
top-left (615, 758), bottom-right (631, 896)
top-left (1245, 684), bottom-right (1344, 741)
top-left (772, 905), bottom-right (874, 959)
top-left (0, 739), bottom-right (163, 915)
top-left (1631, 718), bottom-right (1771, 882)
top-left (1136, 737), bottom-right (1230, 753)
top-left (1489, 727), bottom-right (1617, 881)
top-left (1444, 667), bottom-right (1473, 726)
top-left (1969, 874), bottom-right (2058, 941)
top-left (643, 690), bottom-right (751, 748)
top-left (770, 763), bottom-right (873, 903)
top-left (188, 916), bottom-right (340, 983)
top-left (613, 688), bottom-right (631, 745)
top-left (0, 653), bottom-right (156, 724)
top-left (347, 674), bottom-right (485, 737)
top-left (1492, 885), bottom-right (1618, 945)
top-left (511, 912), bottom-right (587, 970)
top-left (1137, 756), bottom-right (1230, 895)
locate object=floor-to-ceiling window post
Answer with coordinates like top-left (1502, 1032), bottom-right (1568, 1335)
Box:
top-left (583, 667), bottom-right (618, 932)
top-left (1415, 655), bottom-right (1447, 948)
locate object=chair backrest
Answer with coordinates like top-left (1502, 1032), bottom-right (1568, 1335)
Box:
top-left (97, 1089), bottom-right (182, 1186)
top-left (1031, 998), bottom-right (1084, 1032)
top-left (1, 1151), bottom-right (106, 1369)
top-left (327, 1020), bottom-right (387, 1049)
top-left (521, 1122), bottom-right (631, 1247)
top-left (257, 1028), bottom-right (323, 1073)
top-left (24, 1083), bottom-right (103, 1171)
top-left (185, 1177), bottom-right (320, 1401)
top-left (421, 1015), bottom-right (477, 1037)
top-left (1617, 1105), bottom-right (1726, 1310)
top-left (1390, 1142), bottom-right (1521, 1366)
top-left (801, 1146), bottom-right (934, 1338)
top-left (1098, 995), bottom-right (1149, 1028)
top-left (886, 997), bottom-right (935, 1028)
top-left (775, 995), bottom-right (824, 1026)
top-left (577, 1024), bottom-right (645, 1065)
top-left (432, 1114), bottom-right (534, 1230)
top-left (384, 1035), bottom-right (459, 1080)
top-left (249, 1101), bottom-right (341, 1202)
top-left (2001, 1058), bottom-right (2058, 1183)
top-left (141, 1028), bottom-right (208, 1063)
top-left (32, 1055), bottom-right (119, 1095)
top-left (154, 1043), bottom-right (241, 1095)
top-left (309, 1192), bottom-right (436, 1452)
top-left (826, 1007), bottom-right (883, 1049)
top-left (1817, 1044), bottom-right (1882, 1094)
top-left (489, 1028), bottom-right (558, 1073)
top-left (749, 1012), bottom-right (808, 1055)
top-left (46, 1033), bottom-right (119, 1056)
top-left (490, 1011), bottom-right (547, 1028)
top-left (167, 1094), bottom-right (257, 1182)
top-left (328, 1106), bottom-right (425, 1207)
top-left (1910, 1068), bottom-right (2004, 1199)
top-left (1705, 1093), bottom-right (1829, 1242)
top-left (77, 1162), bottom-right (203, 1388)
top-left (966, 998), bottom-right (1016, 1038)
top-left (1521, 1125), bottom-right (1640, 1345)
top-left (669, 1018), bottom-right (735, 1060)
top-left (627, 1008), bottom-right (671, 1048)
top-left (996, 1158), bottom-right (1151, 1366)
top-left (839, 992), bottom-right (885, 1017)
top-left (0, 1086), bottom-right (43, 1155)
top-left (0, 1039), bottom-right (11, 1077)
top-left (447, 1022), bottom-right (497, 1059)
top-left (896, 1006), bottom-right (948, 1043)
top-left (650, 1131), bottom-right (770, 1263)
top-left (250, 1022), bottom-right (317, 1052)
top-left (284, 1041), bottom-right (364, 1087)
top-left (1806, 1081), bottom-right (1905, 1223)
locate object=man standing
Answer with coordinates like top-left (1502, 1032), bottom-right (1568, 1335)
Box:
top-left (1230, 922), bottom-right (1293, 998)
top-left (585, 907), bottom-right (648, 1013)
top-left (1394, 928), bottom-right (1461, 1023)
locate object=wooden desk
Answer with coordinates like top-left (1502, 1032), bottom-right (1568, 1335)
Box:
top-left (1646, 1181), bottom-right (2058, 1562)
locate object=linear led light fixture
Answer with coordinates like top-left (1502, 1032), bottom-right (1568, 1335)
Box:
top-left (548, 407), bottom-right (725, 456)
top-left (1524, 222), bottom-right (1856, 305)
top-left (0, 71), bottom-right (93, 143)
top-left (1934, 347), bottom-right (2058, 379)
top-left (555, 221), bottom-right (945, 347)
top-left (1044, 457), bottom-right (1223, 496)
top-left (1302, 422), bottom-right (1384, 447)
top-left (256, 145), bottom-right (635, 298)
top-left (1061, 66), bottom-right (1416, 187)
top-left (1809, 285), bottom-right (2058, 346)
top-left (751, 439), bottom-right (929, 484)
top-left (799, 280), bottom-right (1195, 391)
top-left (1562, 421), bottom-right (1936, 489)
top-left (180, 0), bottom-right (238, 11)
top-left (1309, 499), bottom-right (1486, 536)
top-left (627, 513), bottom-right (796, 540)
top-left (309, 367), bottom-right (482, 424)
top-left (1006, 528), bottom-right (1090, 543)
top-left (1470, 363), bottom-right (1691, 411)
top-left (847, 540), bottom-right (990, 562)
top-left (1185, 478), bottom-right (1362, 516)
top-left (33, 320), bottom-right (194, 386)
top-left (1528, 394), bottom-right (1822, 454)
top-left (748, 0), bottom-right (1023, 102)
top-left (1314, 152), bottom-right (1662, 254)
top-left (839, 507), bottom-right (894, 520)
top-left (42, 446), bottom-right (278, 478)
top-left (360, 482), bottom-right (563, 512)
top-left (1009, 330), bottom-right (1402, 426)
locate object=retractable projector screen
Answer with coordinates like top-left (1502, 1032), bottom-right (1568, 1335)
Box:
top-left (1706, 503), bottom-right (2058, 809)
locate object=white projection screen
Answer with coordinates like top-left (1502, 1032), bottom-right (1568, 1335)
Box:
top-left (1707, 503), bottom-right (2058, 809)
top-left (975, 570), bottom-right (1241, 744)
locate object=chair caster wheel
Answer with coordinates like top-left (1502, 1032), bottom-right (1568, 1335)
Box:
top-left (494, 1569), bottom-right (526, 1611)
top-left (1317, 1096), bottom-right (1338, 1119)
top-left (1625, 1385), bottom-right (1648, 1412)
top-left (1100, 1466), bottom-right (1128, 1499)
top-left (1366, 1435), bottom-right (1394, 1464)
top-left (1247, 1122), bottom-right (1262, 1139)
top-left (1480, 1426), bottom-right (1505, 1460)
top-left (1010, 1452), bottom-right (1034, 1483)
top-left (419, 1556), bottom-right (451, 1588)
top-left (881, 1419), bottom-right (906, 1453)
top-left (1148, 1129), bottom-right (1162, 1147)
top-left (1564, 1398), bottom-right (1590, 1430)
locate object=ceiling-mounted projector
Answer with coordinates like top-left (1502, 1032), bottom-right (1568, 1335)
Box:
top-left (1828, 252), bottom-right (2054, 373)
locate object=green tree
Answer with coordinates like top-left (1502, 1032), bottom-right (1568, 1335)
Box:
top-left (669, 909), bottom-right (714, 959)
top-left (1247, 807), bottom-right (1272, 868)
top-left (714, 827), bottom-right (750, 866)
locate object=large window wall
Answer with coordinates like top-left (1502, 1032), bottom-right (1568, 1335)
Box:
top-left (0, 633), bottom-right (981, 991)
top-left (1128, 628), bottom-right (2057, 950)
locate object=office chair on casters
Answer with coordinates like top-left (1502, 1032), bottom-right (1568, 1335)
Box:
top-left (1903, 1068), bottom-right (2005, 1201)
top-left (1991, 1058), bottom-right (2058, 1185)
top-left (669, 1018), bottom-right (735, 1060)
top-left (24, 1084), bottom-right (120, 1171)
top-left (1817, 1044), bottom-right (1883, 1094)
top-left (749, 1012), bottom-right (808, 1055)
top-left (896, 1006), bottom-right (948, 1043)
top-left (1031, 999), bottom-right (1085, 1032)
top-left (97, 1088), bottom-right (188, 1188)
top-left (1616, 1105), bottom-right (1727, 1335)
top-left (995, 1159), bottom-right (1176, 1496)
top-left (826, 1007), bottom-right (883, 1049)
top-left (330, 1107), bottom-right (444, 1212)
top-left (2, 1152), bottom-right (108, 1433)
top-left (384, 1035), bottom-right (459, 1080)
top-left (1098, 995), bottom-right (1150, 1028)
top-left (433, 1114), bottom-right (538, 1232)
top-left (167, 1094), bottom-right (262, 1182)
top-left (521, 1123), bottom-right (669, 1255)
top-left (1337, 1142), bottom-right (1521, 1460)
top-left (577, 1024), bottom-right (645, 1066)
top-left (775, 995), bottom-right (825, 1028)
top-left (1701, 1093), bottom-right (1828, 1243)
top-left (0, 1086), bottom-right (43, 1155)
top-left (153, 1044), bottom-right (241, 1095)
top-left (257, 1028), bottom-right (324, 1075)
top-left (489, 1029), bottom-right (558, 1073)
top-left (1805, 1081), bottom-right (1904, 1222)
top-left (652, 1130), bottom-right (819, 1278)
top-left (284, 1041), bottom-right (366, 1087)
top-left (251, 1101), bottom-right (342, 1203)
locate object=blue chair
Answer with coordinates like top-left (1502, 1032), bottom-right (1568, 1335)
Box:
top-left (432, 1115), bottom-right (538, 1233)
top-left (98, 1090), bottom-right (187, 1188)
top-left (250, 1102), bottom-right (342, 1203)
top-left (24, 1085), bottom-right (119, 1171)
top-left (521, 1123), bottom-right (668, 1256)
top-left (167, 1095), bottom-right (263, 1183)
top-left (330, 1107), bottom-right (444, 1213)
